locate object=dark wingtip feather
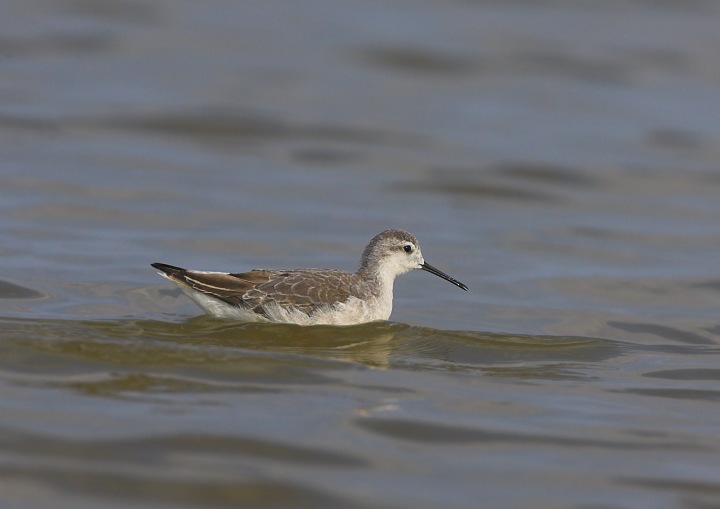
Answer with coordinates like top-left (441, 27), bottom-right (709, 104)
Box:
top-left (151, 263), bottom-right (186, 276)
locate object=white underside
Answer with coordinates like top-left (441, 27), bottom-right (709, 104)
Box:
top-left (172, 279), bottom-right (393, 326)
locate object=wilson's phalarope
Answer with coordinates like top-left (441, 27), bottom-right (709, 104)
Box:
top-left (152, 229), bottom-right (467, 325)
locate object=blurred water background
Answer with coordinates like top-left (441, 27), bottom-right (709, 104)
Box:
top-left (2, 1), bottom-right (720, 508)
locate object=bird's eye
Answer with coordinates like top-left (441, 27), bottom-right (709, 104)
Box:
top-left (403, 244), bottom-right (413, 253)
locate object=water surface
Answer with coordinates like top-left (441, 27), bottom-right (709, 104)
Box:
top-left (2, 1), bottom-right (720, 508)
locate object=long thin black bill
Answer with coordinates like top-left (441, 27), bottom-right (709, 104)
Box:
top-left (421, 262), bottom-right (468, 291)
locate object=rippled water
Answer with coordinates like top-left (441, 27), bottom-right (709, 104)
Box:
top-left (2, 1), bottom-right (720, 508)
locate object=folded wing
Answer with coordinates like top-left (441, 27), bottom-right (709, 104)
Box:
top-left (152, 263), bottom-right (358, 316)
